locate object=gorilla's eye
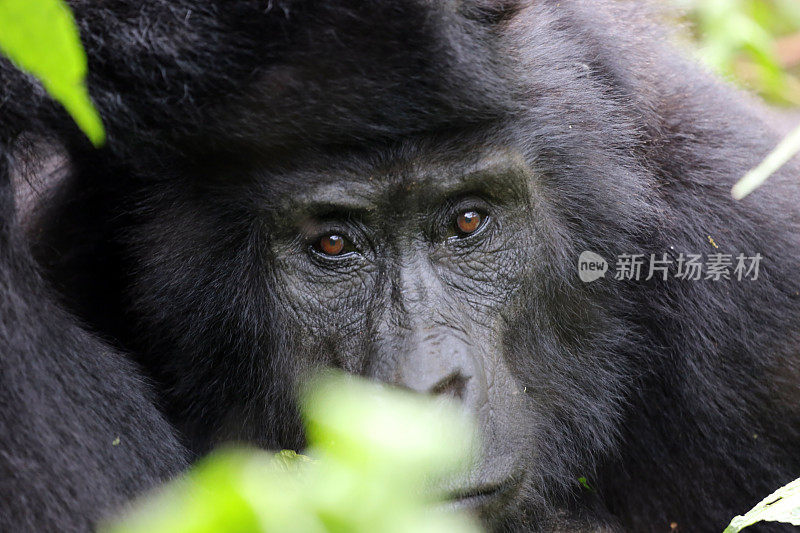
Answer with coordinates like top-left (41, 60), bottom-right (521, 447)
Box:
top-left (455, 210), bottom-right (484, 236)
top-left (317, 234), bottom-right (347, 256)
top-left (313, 233), bottom-right (359, 258)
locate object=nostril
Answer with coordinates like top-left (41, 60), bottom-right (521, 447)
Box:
top-left (430, 372), bottom-right (469, 400)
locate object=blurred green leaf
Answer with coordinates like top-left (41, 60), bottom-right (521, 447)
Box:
top-left (302, 373), bottom-right (479, 481)
top-left (0, 0), bottom-right (105, 145)
top-left (682, 0), bottom-right (800, 105)
top-left (105, 373), bottom-right (482, 533)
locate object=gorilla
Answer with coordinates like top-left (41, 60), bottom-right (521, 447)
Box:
top-left (1, 0), bottom-right (799, 531)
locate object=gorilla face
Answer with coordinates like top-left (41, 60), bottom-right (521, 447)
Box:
top-left (266, 145), bottom-right (536, 514)
top-left (107, 127), bottom-right (630, 529)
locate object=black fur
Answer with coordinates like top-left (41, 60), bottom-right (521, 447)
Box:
top-left (1, 1), bottom-right (799, 531)
top-left (0, 155), bottom-right (186, 530)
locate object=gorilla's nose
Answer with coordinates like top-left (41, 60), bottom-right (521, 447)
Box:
top-left (395, 328), bottom-right (484, 408)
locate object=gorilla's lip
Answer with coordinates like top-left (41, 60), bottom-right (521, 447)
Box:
top-left (447, 473), bottom-right (522, 511)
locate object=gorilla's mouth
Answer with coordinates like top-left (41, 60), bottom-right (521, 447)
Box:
top-left (448, 473), bottom-right (523, 512)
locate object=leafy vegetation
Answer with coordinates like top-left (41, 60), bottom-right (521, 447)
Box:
top-left (679, 1), bottom-right (800, 199)
top-left (104, 374), bottom-right (481, 533)
top-left (682, 0), bottom-right (800, 105)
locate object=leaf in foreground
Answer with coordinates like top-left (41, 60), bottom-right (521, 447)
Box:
top-left (724, 478), bottom-right (800, 532)
top-left (0, 0), bottom-right (105, 145)
top-left (105, 373), bottom-right (482, 533)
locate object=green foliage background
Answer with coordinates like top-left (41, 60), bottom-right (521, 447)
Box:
top-left (681, 0), bottom-right (800, 106)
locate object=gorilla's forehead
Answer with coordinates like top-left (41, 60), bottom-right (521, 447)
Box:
top-left (258, 143), bottom-right (531, 214)
top-left (192, 2), bottom-right (523, 155)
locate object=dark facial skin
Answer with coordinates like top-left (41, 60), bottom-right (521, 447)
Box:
top-left (264, 145), bottom-right (536, 513)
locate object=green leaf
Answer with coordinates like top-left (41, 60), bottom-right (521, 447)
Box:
top-left (0, 0), bottom-right (105, 145)
top-left (104, 374), bottom-right (482, 533)
top-left (302, 372), bottom-right (479, 482)
top-left (723, 478), bottom-right (800, 533)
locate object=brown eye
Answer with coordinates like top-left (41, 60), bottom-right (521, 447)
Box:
top-left (456, 210), bottom-right (483, 236)
top-left (318, 234), bottom-right (345, 256)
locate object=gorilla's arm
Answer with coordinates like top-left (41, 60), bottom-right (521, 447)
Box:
top-left (0, 156), bottom-right (187, 530)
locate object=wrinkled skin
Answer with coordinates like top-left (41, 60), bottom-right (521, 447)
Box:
top-left (2, 1), bottom-right (800, 532)
top-left (251, 146), bottom-right (537, 513)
